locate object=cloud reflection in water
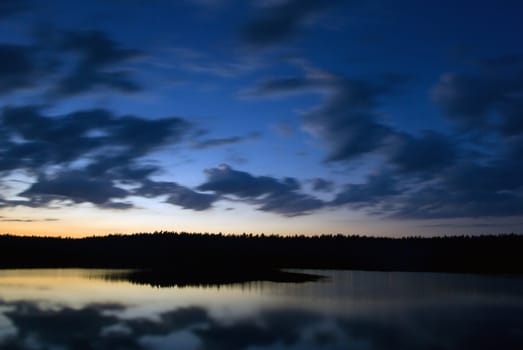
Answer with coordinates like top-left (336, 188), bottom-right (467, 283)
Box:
top-left (1, 270), bottom-right (523, 349)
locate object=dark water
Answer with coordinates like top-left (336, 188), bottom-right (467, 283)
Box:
top-left (1, 269), bottom-right (523, 349)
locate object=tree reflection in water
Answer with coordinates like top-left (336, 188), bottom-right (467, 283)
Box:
top-left (1, 269), bottom-right (523, 350)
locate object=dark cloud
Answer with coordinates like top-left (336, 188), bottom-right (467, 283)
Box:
top-left (432, 73), bottom-right (491, 127)
top-left (134, 180), bottom-right (218, 211)
top-left (258, 192), bottom-right (324, 217)
top-left (62, 31), bottom-right (139, 66)
top-left (0, 29), bottom-right (142, 98)
top-left (432, 55), bottom-right (523, 135)
top-left (0, 45), bottom-right (37, 94)
top-left (388, 131), bottom-right (458, 174)
top-left (332, 171), bottom-right (399, 208)
top-left (250, 69), bottom-right (463, 200)
top-left (0, 105), bottom-right (281, 214)
top-left (249, 71), bottom-right (397, 162)
top-left (193, 132), bottom-right (261, 149)
top-left (241, 60), bottom-right (523, 220)
top-left (0, 106), bottom-right (191, 173)
top-left (57, 66), bottom-right (141, 96)
top-left (0, 0), bottom-right (29, 18)
top-left (197, 164), bottom-right (324, 216)
top-left (164, 186), bottom-right (218, 211)
top-left (337, 156), bottom-right (523, 219)
top-left (302, 78), bottom-right (394, 162)
top-left (55, 30), bottom-right (142, 96)
top-left (242, 0), bottom-right (338, 47)
top-left (249, 69), bottom-right (460, 176)
top-left (0, 217), bottom-right (58, 222)
top-left (19, 171), bottom-right (131, 209)
top-left (198, 164), bottom-right (300, 197)
top-left (0, 106), bottom-right (197, 210)
top-left (409, 159), bottom-right (523, 219)
top-left (304, 58), bottom-right (523, 219)
top-left (444, 160), bottom-right (523, 193)
top-left (85, 156), bottom-right (159, 182)
top-left (310, 178), bottom-right (335, 192)
top-left (194, 136), bottom-right (247, 149)
top-left (325, 146), bottom-right (523, 219)
top-left (247, 63), bottom-right (523, 220)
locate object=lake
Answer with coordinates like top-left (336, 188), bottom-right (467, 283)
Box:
top-left (1, 269), bottom-right (522, 349)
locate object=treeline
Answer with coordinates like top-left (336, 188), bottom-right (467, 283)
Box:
top-left (0, 232), bottom-right (522, 274)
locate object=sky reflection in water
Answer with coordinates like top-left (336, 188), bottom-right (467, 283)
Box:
top-left (1, 269), bottom-right (523, 350)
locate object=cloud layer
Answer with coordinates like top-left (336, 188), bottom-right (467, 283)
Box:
top-left (0, 1), bottom-right (522, 227)
top-left (247, 57), bottom-right (523, 219)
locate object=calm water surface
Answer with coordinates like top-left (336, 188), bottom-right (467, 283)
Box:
top-left (1, 269), bottom-right (523, 349)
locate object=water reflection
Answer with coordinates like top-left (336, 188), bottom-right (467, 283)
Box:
top-left (105, 268), bottom-right (323, 288)
top-left (1, 269), bottom-right (523, 349)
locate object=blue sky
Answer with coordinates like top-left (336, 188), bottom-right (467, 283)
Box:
top-left (1, 0), bottom-right (523, 236)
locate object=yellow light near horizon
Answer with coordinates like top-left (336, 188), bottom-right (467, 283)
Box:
top-left (4, 200), bottom-right (485, 238)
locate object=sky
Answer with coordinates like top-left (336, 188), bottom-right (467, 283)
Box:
top-left (0, 0), bottom-right (523, 237)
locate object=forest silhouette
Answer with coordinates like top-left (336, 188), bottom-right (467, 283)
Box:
top-left (1, 232), bottom-right (522, 285)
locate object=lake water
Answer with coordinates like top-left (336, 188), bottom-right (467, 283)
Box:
top-left (1, 269), bottom-right (523, 349)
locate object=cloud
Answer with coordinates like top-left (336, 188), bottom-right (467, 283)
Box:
top-left (249, 66), bottom-right (459, 178)
top-left (332, 171), bottom-right (399, 208)
top-left (198, 164), bottom-right (300, 197)
top-left (242, 0), bottom-right (338, 47)
top-left (197, 164), bottom-right (324, 216)
top-left (257, 191), bottom-right (325, 217)
top-left (326, 150), bottom-right (523, 219)
top-left (0, 0), bottom-right (29, 18)
top-left (302, 78), bottom-right (395, 162)
top-left (248, 69), bottom-right (398, 162)
top-left (375, 56), bottom-right (523, 218)
top-left (249, 65), bottom-right (460, 179)
top-left (388, 131), bottom-right (458, 174)
top-left (0, 217), bottom-right (58, 222)
top-left (332, 156), bottom-right (523, 219)
top-left (193, 132), bottom-right (261, 149)
top-left (310, 178), bottom-right (335, 192)
top-left (0, 106), bottom-right (191, 173)
top-left (134, 180), bottom-right (218, 211)
top-left (0, 45), bottom-right (38, 94)
top-left (432, 55), bottom-right (523, 136)
top-left (0, 106), bottom-right (200, 210)
top-left (19, 171), bottom-right (131, 209)
top-left (55, 30), bottom-right (142, 96)
top-left (85, 156), bottom-right (159, 182)
top-left (0, 29), bottom-right (142, 98)
top-left (305, 58), bottom-right (523, 219)
top-left (245, 63), bottom-right (523, 220)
